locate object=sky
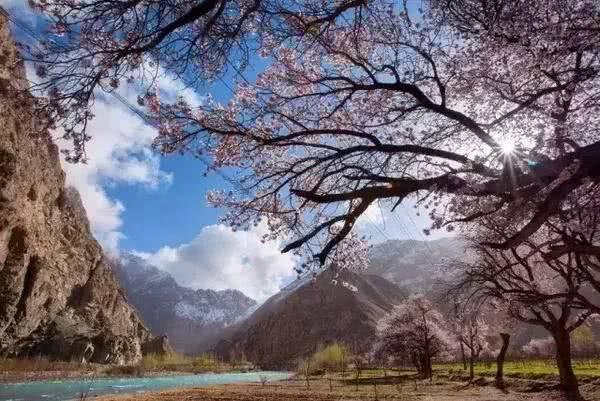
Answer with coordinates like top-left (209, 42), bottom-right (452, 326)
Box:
top-left (1, 0), bottom-right (446, 302)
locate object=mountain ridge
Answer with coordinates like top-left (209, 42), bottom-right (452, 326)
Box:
top-left (113, 253), bottom-right (256, 353)
top-left (215, 268), bottom-right (406, 369)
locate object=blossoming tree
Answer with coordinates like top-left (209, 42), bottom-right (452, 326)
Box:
top-left (374, 296), bottom-right (450, 379)
top-left (25, 0), bottom-right (600, 263)
top-left (26, 1), bottom-right (600, 271)
top-left (451, 309), bottom-right (490, 381)
top-left (449, 230), bottom-right (596, 399)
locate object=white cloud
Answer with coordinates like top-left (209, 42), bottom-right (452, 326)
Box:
top-left (1, 1), bottom-right (184, 254)
top-left (60, 68), bottom-right (208, 255)
top-left (137, 223), bottom-right (297, 302)
top-left (60, 84), bottom-right (173, 254)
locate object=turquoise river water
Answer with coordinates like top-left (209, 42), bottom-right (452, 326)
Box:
top-left (0, 371), bottom-right (292, 401)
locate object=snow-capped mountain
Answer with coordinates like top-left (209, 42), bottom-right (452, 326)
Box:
top-left (113, 253), bottom-right (256, 353)
top-left (368, 237), bottom-right (464, 291)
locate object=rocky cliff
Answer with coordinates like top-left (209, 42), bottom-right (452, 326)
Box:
top-left (216, 269), bottom-right (405, 369)
top-left (114, 253), bottom-right (256, 354)
top-left (0, 14), bottom-right (152, 364)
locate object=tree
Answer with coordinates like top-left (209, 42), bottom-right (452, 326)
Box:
top-left (155, 0), bottom-right (600, 271)
top-left (571, 326), bottom-right (600, 358)
top-left (495, 332), bottom-right (511, 388)
top-left (522, 336), bottom-right (556, 358)
top-left (25, 1), bottom-right (600, 270)
top-left (452, 310), bottom-right (489, 381)
top-left (375, 296), bottom-right (450, 379)
top-left (26, 0), bottom-right (370, 162)
top-left (449, 234), bottom-right (595, 400)
top-left (311, 342), bottom-right (349, 372)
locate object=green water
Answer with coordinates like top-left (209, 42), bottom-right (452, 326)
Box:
top-left (0, 371), bottom-right (292, 401)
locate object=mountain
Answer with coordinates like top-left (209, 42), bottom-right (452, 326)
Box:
top-left (113, 254), bottom-right (256, 354)
top-left (215, 268), bottom-right (405, 369)
top-left (0, 15), bottom-right (153, 364)
top-left (368, 237), bottom-right (464, 290)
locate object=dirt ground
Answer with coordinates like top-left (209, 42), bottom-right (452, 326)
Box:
top-left (95, 377), bottom-right (600, 401)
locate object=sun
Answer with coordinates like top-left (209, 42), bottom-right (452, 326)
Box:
top-left (499, 140), bottom-right (515, 155)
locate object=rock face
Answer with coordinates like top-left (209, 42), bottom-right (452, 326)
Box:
top-left (216, 269), bottom-right (405, 369)
top-left (114, 254), bottom-right (256, 354)
top-left (0, 15), bottom-right (151, 364)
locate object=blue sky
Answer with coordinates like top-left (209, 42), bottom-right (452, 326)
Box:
top-left (1, 0), bottom-right (445, 301)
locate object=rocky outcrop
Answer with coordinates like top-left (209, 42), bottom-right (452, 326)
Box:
top-left (142, 335), bottom-right (174, 355)
top-left (216, 269), bottom-right (405, 369)
top-left (114, 253), bottom-right (256, 354)
top-left (0, 14), bottom-right (152, 364)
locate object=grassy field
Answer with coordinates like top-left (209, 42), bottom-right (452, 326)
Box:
top-left (435, 359), bottom-right (600, 380)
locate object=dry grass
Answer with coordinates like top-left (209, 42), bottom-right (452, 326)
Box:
top-left (104, 365), bottom-right (146, 377)
top-left (0, 356), bottom-right (89, 372)
top-left (93, 376), bottom-right (590, 401)
top-left (0, 357), bottom-right (100, 383)
top-left (141, 353), bottom-right (252, 374)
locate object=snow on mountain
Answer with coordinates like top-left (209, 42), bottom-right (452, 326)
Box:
top-left (174, 301), bottom-right (227, 323)
top-left (113, 253), bottom-right (256, 353)
top-left (368, 237), bottom-right (464, 291)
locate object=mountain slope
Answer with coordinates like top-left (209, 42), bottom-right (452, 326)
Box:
top-left (114, 254), bottom-right (256, 353)
top-left (0, 16), bottom-right (151, 364)
top-left (368, 237), bottom-right (464, 290)
top-left (216, 268), bottom-right (405, 369)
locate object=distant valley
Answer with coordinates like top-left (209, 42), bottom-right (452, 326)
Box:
top-left (113, 254), bottom-right (256, 354)
top-left (113, 238), bottom-right (465, 365)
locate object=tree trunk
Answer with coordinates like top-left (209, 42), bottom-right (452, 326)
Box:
top-left (495, 333), bottom-right (510, 388)
top-left (553, 327), bottom-right (581, 400)
top-left (428, 356), bottom-right (433, 381)
top-left (460, 343), bottom-right (467, 370)
top-left (469, 354), bottom-right (474, 381)
top-left (419, 354), bottom-right (432, 380)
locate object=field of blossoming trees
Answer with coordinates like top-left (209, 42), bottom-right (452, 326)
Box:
top-left (11, 0), bottom-right (600, 400)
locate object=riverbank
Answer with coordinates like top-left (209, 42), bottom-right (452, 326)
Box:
top-left (94, 376), bottom-right (600, 401)
top-left (0, 354), bottom-right (255, 383)
top-left (0, 368), bottom-right (198, 383)
top-left (0, 372), bottom-right (293, 401)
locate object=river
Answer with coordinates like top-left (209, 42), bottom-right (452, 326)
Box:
top-left (0, 371), bottom-right (292, 401)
